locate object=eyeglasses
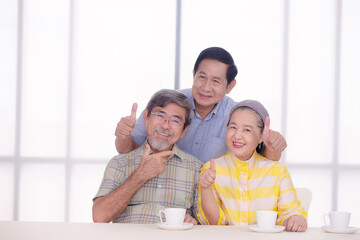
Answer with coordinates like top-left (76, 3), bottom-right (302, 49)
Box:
top-left (150, 111), bottom-right (184, 128)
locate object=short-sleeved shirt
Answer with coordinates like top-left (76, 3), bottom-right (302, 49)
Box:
top-left (93, 143), bottom-right (203, 223)
top-left (131, 88), bottom-right (236, 163)
top-left (197, 151), bottom-right (307, 226)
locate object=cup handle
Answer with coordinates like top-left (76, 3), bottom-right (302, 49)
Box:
top-left (323, 213), bottom-right (330, 227)
top-left (159, 210), bottom-right (166, 224)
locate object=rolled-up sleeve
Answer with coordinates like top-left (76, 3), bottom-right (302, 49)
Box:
top-left (93, 157), bottom-right (125, 201)
top-left (277, 166), bottom-right (308, 225)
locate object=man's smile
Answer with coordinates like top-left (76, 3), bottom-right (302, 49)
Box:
top-left (198, 92), bottom-right (212, 99)
top-left (153, 128), bottom-right (173, 140)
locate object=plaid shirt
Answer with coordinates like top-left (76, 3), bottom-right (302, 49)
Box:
top-left (94, 143), bottom-right (203, 223)
top-left (197, 151), bottom-right (307, 226)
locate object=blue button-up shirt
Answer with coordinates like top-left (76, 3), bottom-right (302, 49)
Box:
top-left (131, 88), bottom-right (237, 163)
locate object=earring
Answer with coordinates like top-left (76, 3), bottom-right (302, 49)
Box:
top-left (256, 142), bottom-right (263, 153)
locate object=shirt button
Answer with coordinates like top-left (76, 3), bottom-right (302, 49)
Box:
top-left (195, 142), bottom-right (199, 145)
top-left (158, 185), bottom-right (162, 188)
top-left (242, 192), bottom-right (246, 195)
top-left (200, 123), bottom-right (203, 126)
top-left (243, 218), bottom-right (247, 222)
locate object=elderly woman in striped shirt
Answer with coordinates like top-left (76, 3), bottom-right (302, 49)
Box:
top-left (197, 100), bottom-right (307, 232)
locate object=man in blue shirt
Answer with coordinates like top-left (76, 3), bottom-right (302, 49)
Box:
top-left (114, 47), bottom-right (287, 163)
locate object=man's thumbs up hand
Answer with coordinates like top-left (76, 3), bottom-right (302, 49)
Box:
top-left (262, 117), bottom-right (287, 159)
top-left (130, 102), bottom-right (137, 121)
top-left (262, 117), bottom-right (271, 141)
top-left (115, 103), bottom-right (138, 140)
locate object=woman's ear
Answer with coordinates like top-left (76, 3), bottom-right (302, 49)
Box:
top-left (258, 134), bottom-right (264, 144)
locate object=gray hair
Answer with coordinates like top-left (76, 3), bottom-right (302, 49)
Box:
top-left (145, 89), bottom-right (193, 128)
top-left (228, 99), bottom-right (269, 133)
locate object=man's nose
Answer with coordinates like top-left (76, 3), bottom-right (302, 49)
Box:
top-left (202, 79), bottom-right (211, 91)
top-left (160, 118), bottom-right (171, 129)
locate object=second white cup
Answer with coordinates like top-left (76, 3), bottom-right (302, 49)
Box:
top-left (159, 208), bottom-right (186, 226)
top-left (256, 210), bottom-right (278, 229)
top-left (323, 211), bottom-right (351, 229)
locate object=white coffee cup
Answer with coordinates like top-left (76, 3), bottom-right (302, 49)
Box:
top-left (256, 210), bottom-right (278, 229)
top-left (159, 208), bottom-right (186, 226)
top-left (323, 211), bottom-right (351, 229)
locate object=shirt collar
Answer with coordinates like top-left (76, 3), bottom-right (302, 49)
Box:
top-left (190, 95), bottom-right (224, 121)
top-left (230, 150), bottom-right (257, 168)
top-left (170, 144), bottom-right (183, 161)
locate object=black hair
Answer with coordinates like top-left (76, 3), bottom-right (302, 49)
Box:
top-left (193, 47), bottom-right (238, 85)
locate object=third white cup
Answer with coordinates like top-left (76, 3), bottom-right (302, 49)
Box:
top-left (323, 211), bottom-right (350, 229)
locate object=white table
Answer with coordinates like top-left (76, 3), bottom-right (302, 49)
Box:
top-left (0, 221), bottom-right (359, 240)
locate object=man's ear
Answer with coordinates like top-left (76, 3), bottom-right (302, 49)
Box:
top-left (143, 110), bottom-right (148, 125)
top-left (180, 125), bottom-right (189, 138)
top-left (226, 79), bottom-right (237, 94)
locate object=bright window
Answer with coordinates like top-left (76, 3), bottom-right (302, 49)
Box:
top-left (1, 0), bottom-right (359, 227)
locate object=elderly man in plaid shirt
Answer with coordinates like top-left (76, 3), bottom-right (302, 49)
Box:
top-left (92, 89), bottom-right (202, 224)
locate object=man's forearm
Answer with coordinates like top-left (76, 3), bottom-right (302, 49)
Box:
top-left (115, 136), bottom-right (137, 154)
top-left (92, 170), bottom-right (147, 223)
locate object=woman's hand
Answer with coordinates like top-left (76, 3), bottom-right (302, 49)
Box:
top-left (283, 215), bottom-right (307, 232)
top-left (199, 160), bottom-right (216, 189)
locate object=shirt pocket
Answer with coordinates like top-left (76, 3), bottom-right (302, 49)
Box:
top-left (171, 168), bottom-right (197, 210)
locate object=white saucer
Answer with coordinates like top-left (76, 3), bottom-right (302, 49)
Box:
top-left (248, 224), bottom-right (285, 233)
top-left (321, 225), bottom-right (359, 234)
top-left (156, 222), bottom-right (193, 230)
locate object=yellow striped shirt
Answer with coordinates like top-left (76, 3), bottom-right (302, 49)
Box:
top-left (197, 151), bottom-right (307, 226)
